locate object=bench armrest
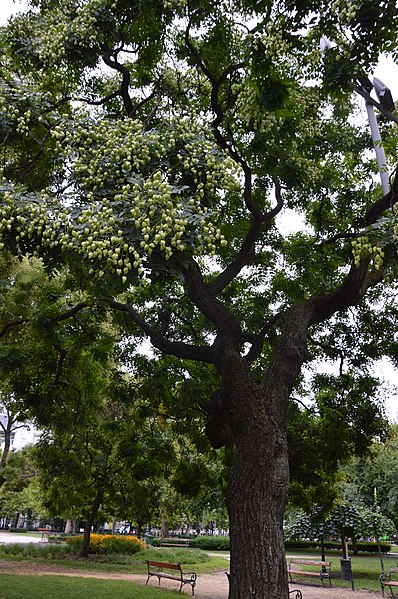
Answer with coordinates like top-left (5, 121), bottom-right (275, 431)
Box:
top-left (182, 570), bottom-right (197, 579)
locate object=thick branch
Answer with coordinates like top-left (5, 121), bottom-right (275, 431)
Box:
top-left (182, 260), bottom-right (242, 341)
top-left (209, 182), bottom-right (284, 294)
top-left (309, 260), bottom-right (383, 326)
top-left (262, 170), bottom-right (398, 419)
top-left (208, 216), bottom-right (261, 294)
top-left (0, 318), bottom-right (27, 339)
top-left (101, 49), bottom-right (134, 115)
top-left (52, 302), bottom-right (88, 323)
top-left (101, 297), bottom-right (215, 363)
top-left (365, 166), bottom-right (398, 225)
top-left (244, 311), bottom-right (284, 365)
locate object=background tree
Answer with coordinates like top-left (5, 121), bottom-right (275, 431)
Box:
top-left (341, 424), bottom-right (398, 530)
top-left (1, 1), bottom-right (398, 597)
top-left (0, 444), bottom-right (40, 529)
top-left (0, 399), bottom-right (31, 489)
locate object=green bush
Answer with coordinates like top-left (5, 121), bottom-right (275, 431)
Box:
top-left (284, 539), bottom-right (391, 553)
top-left (285, 540), bottom-right (316, 550)
top-left (8, 528), bottom-right (28, 533)
top-left (0, 543), bottom-right (70, 558)
top-left (189, 536), bottom-right (230, 551)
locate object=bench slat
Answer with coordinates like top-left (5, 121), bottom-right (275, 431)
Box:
top-left (147, 560), bottom-right (180, 570)
top-left (288, 558), bottom-right (332, 587)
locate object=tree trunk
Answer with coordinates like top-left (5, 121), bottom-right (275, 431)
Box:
top-left (64, 519), bottom-right (76, 534)
top-left (136, 520), bottom-right (145, 540)
top-left (226, 396), bottom-right (290, 598)
top-left (218, 347), bottom-right (292, 599)
top-left (0, 414), bottom-right (14, 489)
top-left (81, 485), bottom-right (104, 558)
top-left (320, 536), bottom-right (326, 562)
top-left (161, 518), bottom-right (169, 538)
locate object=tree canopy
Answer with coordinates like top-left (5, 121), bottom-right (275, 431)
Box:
top-left (1, 1), bottom-right (398, 597)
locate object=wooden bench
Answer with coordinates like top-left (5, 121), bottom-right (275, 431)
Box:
top-left (37, 528), bottom-right (50, 542)
top-left (146, 560), bottom-right (197, 595)
top-left (288, 558), bottom-right (332, 586)
top-left (381, 566), bottom-right (398, 596)
top-left (160, 538), bottom-right (189, 548)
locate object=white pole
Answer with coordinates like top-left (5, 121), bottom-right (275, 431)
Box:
top-left (365, 102), bottom-right (390, 195)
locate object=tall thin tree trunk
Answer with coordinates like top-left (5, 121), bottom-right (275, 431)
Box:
top-left (81, 485), bottom-right (104, 558)
top-left (161, 518), bottom-right (169, 538)
top-left (0, 415), bottom-right (14, 489)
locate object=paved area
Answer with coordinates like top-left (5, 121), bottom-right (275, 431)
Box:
top-left (0, 532), bottom-right (42, 544)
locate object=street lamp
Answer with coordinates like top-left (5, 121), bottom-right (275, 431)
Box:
top-left (320, 37), bottom-right (396, 195)
top-left (356, 76), bottom-right (394, 195)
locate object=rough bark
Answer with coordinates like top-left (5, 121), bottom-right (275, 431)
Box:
top-left (81, 485), bottom-right (104, 558)
top-left (217, 346), bottom-right (292, 598)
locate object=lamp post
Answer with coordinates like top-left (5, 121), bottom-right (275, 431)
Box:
top-left (357, 76), bottom-right (393, 195)
top-left (320, 36), bottom-right (396, 195)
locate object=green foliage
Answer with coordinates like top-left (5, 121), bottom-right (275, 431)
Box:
top-left (189, 535), bottom-right (230, 551)
top-left (1, 1), bottom-right (398, 594)
top-left (284, 539), bottom-right (391, 553)
top-left (7, 528), bottom-right (28, 533)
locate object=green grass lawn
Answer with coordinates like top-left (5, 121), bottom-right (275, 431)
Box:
top-left (0, 546), bottom-right (229, 574)
top-left (0, 573), bottom-right (183, 599)
top-left (0, 544), bottom-right (395, 595)
top-left (286, 547), bottom-right (398, 592)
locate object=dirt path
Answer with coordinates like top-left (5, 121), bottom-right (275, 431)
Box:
top-left (0, 560), bottom-right (384, 598)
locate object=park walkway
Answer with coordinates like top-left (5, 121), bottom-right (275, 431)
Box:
top-left (0, 560), bottom-right (384, 598)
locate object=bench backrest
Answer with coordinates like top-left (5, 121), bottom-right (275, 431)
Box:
top-left (290, 559), bottom-right (331, 567)
top-left (147, 560), bottom-right (181, 570)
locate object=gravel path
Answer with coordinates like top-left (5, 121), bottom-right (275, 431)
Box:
top-left (0, 560), bottom-right (384, 598)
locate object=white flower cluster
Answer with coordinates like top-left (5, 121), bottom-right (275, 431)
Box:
top-left (0, 113), bottom-right (240, 284)
top-left (249, 21), bottom-right (291, 61)
top-left (351, 236), bottom-right (384, 270)
top-left (331, 0), bottom-right (360, 24)
top-left (163, 0), bottom-right (187, 9)
top-left (232, 81), bottom-right (258, 129)
top-left (37, 0), bottom-right (104, 66)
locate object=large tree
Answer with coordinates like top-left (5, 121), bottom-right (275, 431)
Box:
top-left (1, 1), bottom-right (398, 596)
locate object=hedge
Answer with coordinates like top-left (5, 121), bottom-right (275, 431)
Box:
top-left (8, 528), bottom-right (28, 533)
top-left (189, 536), bottom-right (230, 551)
top-left (285, 539), bottom-right (391, 553)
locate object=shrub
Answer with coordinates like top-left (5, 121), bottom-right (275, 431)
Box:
top-left (0, 543), bottom-right (70, 558)
top-left (65, 533), bottom-right (145, 555)
top-left (189, 536), bottom-right (230, 551)
top-left (8, 528), bottom-right (28, 533)
top-left (284, 539), bottom-right (392, 553)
